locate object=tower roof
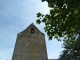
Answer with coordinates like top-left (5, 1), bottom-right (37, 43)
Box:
top-left (17, 23), bottom-right (44, 36)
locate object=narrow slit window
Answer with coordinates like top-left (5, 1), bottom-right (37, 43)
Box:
top-left (21, 36), bottom-right (22, 37)
top-left (31, 28), bottom-right (34, 34)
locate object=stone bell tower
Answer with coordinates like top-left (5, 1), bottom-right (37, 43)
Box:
top-left (12, 23), bottom-right (48, 60)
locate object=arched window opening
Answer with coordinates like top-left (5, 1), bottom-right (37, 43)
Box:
top-left (31, 28), bottom-right (34, 34)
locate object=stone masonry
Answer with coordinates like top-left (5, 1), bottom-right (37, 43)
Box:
top-left (12, 23), bottom-right (48, 60)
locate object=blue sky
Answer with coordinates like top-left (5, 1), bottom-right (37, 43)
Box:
top-left (0, 0), bottom-right (63, 60)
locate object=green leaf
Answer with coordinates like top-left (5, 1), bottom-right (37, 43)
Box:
top-left (37, 12), bottom-right (42, 18)
top-left (36, 19), bottom-right (41, 24)
top-left (54, 34), bottom-right (58, 39)
top-left (42, 18), bottom-right (46, 22)
top-left (41, 0), bottom-right (46, 2)
top-left (49, 36), bottom-right (52, 40)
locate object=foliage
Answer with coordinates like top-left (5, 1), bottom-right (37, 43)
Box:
top-left (59, 33), bottom-right (80, 60)
top-left (36, 0), bottom-right (80, 60)
top-left (36, 0), bottom-right (80, 40)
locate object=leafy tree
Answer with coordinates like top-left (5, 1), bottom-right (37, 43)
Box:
top-left (36, 0), bottom-right (80, 60)
top-left (36, 0), bottom-right (80, 40)
top-left (59, 35), bottom-right (80, 60)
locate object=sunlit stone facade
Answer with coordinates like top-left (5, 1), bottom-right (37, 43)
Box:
top-left (12, 23), bottom-right (48, 60)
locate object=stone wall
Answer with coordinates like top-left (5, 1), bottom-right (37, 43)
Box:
top-left (12, 23), bottom-right (48, 60)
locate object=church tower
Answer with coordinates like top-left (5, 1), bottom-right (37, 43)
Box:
top-left (12, 23), bottom-right (48, 60)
